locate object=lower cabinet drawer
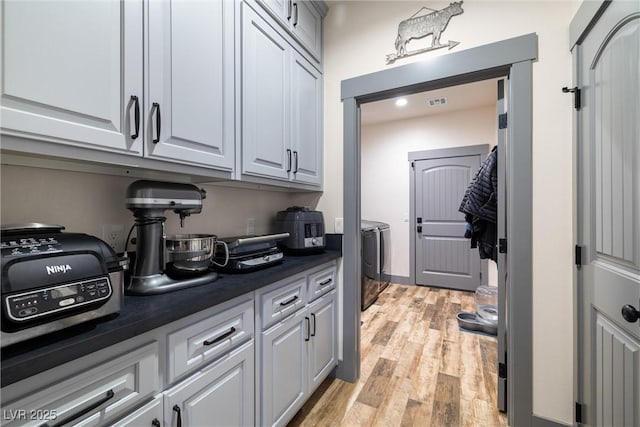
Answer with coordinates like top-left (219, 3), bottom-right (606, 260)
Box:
top-left (111, 394), bottom-right (163, 427)
top-left (259, 275), bottom-right (307, 330)
top-left (1, 342), bottom-right (160, 427)
top-left (167, 298), bottom-right (254, 383)
top-left (307, 263), bottom-right (337, 302)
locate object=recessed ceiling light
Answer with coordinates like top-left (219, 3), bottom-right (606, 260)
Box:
top-left (395, 98), bottom-right (408, 107)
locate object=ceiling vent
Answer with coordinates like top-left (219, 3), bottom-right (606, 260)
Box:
top-left (427, 97), bottom-right (447, 107)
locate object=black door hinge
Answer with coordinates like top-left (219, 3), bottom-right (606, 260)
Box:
top-left (575, 402), bottom-right (584, 424)
top-left (575, 245), bottom-right (582, 266)
top-left (498, 362), bottom-right (507, 379)
top-left (498, 238), bottom-right (507, 253)
top-left (498, 113), bottom-right (507, 129)
top-left (562, 86), bottom-right (581, 110)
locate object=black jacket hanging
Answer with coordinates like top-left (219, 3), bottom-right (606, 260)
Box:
top-left (459, 146), bottom-right (498, 261)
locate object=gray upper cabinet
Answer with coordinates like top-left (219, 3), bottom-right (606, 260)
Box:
top-left (256, 0), bottom-right (322, 63)
top-left (0, 0), bottom-right (143, 155)
top-left (241, 3), bottom-right (322, 187)
top-left (146, 0), bottom-right (235, 171)
top-left (291, 50), bottom-right (322, 185)
top-left (242, 4), bottom-right (291, 181)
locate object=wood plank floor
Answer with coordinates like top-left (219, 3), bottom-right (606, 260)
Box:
top-left (288, 284), bottom-right (507, 427)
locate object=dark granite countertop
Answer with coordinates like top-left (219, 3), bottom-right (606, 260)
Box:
top-left (1, 249), bottom-right (341, 387)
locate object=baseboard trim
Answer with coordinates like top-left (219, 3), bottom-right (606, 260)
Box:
top-left (532, 415), bottom-right (571, 427)
top-left (390, 275), bottom-right (412, 285)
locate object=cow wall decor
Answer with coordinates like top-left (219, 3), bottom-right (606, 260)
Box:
top-left (386, 1), bottom-right (464, 64)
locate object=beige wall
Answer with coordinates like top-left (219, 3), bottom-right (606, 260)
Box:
top-left (361, 105), bottom-right (497, 280)
top-left (321, 0), bottom-right (580, 423)
top-left (0, 164), bottom-right (320, 243)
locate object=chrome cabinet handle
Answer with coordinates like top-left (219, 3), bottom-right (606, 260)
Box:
top-left (293, 3), bottom-right (298, 26)
top-left (311, 313), bottom-right (316, 336)
top-left (286, 149), bottom-right (292, 172)
top-left (293, 151), bottom-right (299, 173)
top-left (287, 0), bottom-right (292, 20)
top-left (305, 316), bottom-right (310, 341)
top-left (203, 326), bottom-right (237, 346)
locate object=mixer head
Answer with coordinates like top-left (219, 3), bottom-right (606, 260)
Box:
top-left (125, 180), bottom-right (207, 225)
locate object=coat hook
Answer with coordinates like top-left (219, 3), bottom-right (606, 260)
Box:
top-left (562, 86), bottom-right (581, 110)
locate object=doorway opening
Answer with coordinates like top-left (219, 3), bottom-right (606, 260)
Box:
top-left (338, 34), bottom-right (537, 426)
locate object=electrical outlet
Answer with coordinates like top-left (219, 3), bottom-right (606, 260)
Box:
top-left (334, 217), bottom-right (344, 234)
top-left (246, 218), bottom-right (256, 236)
top-left (102, 224), bottom-right (125, 253)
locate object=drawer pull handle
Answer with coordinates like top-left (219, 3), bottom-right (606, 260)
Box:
top-left (305, 316), bottom-right (310, 341)
top-left (173, 405), bottom-right (182, 427)
top-left (152, 419), bottom-right (161, 427)
top-left (42, 389), bottom-right (115, 427)
top-left (311, 313), bottom-right (316, 337)
top-left (204, 326), bottom-right (237, 346)
top-left (293, 150), bottom-right (299, 173)
top-left (280, 295), bottom-right (299, 307)
top-left (319, 278), bottom-right (333, 286)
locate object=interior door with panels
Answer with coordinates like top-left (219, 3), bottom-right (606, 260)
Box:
top-left (414, 153), bottom-right (484, 291)
top-left (146, 0), bottom-right (234, 170)
top-left (576, 1), bottom-right (640, 425)
top-left (0, 0), bottom-right (143, 154)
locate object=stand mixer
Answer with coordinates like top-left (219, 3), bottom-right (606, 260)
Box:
top-left (125, 180), bottom-right (219, 294)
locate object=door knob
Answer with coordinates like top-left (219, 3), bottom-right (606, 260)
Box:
top-left (621, 305), bottom-right (640, 323)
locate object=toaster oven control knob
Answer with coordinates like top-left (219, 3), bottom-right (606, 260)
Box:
top-left (311, 238), bottom-right (319, 245)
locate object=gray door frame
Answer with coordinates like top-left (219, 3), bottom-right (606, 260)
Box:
top-left (408, 144), bottom-right (490, 287)
top-left (339, 33), bottom-right (537, 426)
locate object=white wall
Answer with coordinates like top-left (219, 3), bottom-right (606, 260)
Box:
top-left (361, 106), bottom-right (496, 280)
top-left (0, 164), bottom-right (321, 243)
top-left (320, 1), bottom-right (580, 424)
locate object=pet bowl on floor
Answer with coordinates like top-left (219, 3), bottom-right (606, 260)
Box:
top-left (456, 311), bottom-right (498, 335)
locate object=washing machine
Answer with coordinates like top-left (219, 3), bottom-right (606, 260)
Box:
top-left (361, 220), bottom-right (391, 310)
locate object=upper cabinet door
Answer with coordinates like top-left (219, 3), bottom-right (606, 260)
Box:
top-left (0, 0), bottom-right (143, 155)
top-left (291, 1), bottom-right (322, 62)
top-left (242, 4), bottom-right (291, 181)
top-left (291, 51), bottom-right (322, 186)
top-left (257, 0), bottom-right (291, 22)
top-left (146, 0), bottom-right (234, 171)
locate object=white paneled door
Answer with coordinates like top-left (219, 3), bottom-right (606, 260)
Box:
top-left (576, 1), bottom-right (640, 425)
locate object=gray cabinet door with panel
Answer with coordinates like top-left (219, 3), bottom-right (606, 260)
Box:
top-left (307, 290), bottom-right (337, 392)
top-left (260, 308), bottom-right (308, 427)
top-left (0, 1), bottom-right (143, 155)
top-left (146, 0), bottom-right (235, 170)
top-left (242, 3), bottom-right (291, 181)
top-left (290, 50), bottom-right (322, 186)
top-left (164, 341), bottom-right (255, 427)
